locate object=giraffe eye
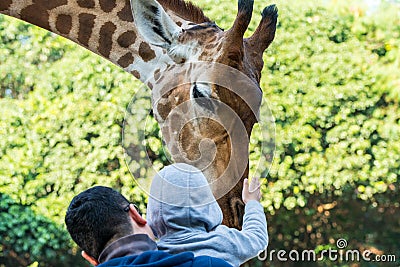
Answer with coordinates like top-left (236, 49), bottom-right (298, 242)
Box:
top-left (191, 83), bottom-right (214, 112)
top-left (192, 83), bottom-right (211, 99)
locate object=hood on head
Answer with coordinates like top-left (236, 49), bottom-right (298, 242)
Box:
top-left (147, 163), bottom-right (223, 238)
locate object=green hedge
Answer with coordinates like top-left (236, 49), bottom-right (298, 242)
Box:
top-left (0, 0), bottom-right (399, 266)
top-left (0, 193), bottom-right (85, 267)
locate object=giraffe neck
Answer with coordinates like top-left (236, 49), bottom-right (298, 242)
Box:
top-left (0, 0), bottom-right (175, 83)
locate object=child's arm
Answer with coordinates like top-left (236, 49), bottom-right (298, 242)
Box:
top-left (241, 177), bottom-right (268, 258)
top-left (215, 177), bottom-right (268, 266)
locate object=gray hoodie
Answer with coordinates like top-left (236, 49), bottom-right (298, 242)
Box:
top-left (147, 163), bottom-right (268, 267)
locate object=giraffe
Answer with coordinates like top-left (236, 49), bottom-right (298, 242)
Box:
top-left (0, 0), bottom-right (278, 229)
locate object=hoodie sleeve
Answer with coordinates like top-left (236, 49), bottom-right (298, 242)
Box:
top-left (214, 200), bottom-right (268, 266)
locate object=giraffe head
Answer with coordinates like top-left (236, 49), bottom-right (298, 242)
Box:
top-left (131, 0), bottom-right (277, 228)
top-left (132, 0), bottom-right (277, 80)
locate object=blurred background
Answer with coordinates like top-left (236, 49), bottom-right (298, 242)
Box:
top-left (0, 0), bottom-right (399, 266)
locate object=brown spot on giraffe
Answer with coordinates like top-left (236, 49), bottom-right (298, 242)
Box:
top-left (20, 4), bottom-right (50, 29)
top-left (117, 52), bottom-right (134, 68)
top-left (77, 0), bottom-right (95, 9)
top-left (154, 69), bottom-right (161, 81)
top-left (117, 31), bottom-right (136, 48)
top-left (78, 13), bottom-right (96, 47)
top-left (157, 100), bottom-right (172, 121)
top-left (199, 51), bottom-right (208, 59)
top-left (131, 70), bottom-right (141, 80)
top-left (0, 0), bottom-right (12, 11)
top-left (156, 74), bottom-right (166, 84)
top-left (205, 43), bottom-right (215, 49)
top-left (17, 0), bottom-right (68, 35)
top-left (99, 0), bottom-right (116, 13)
top-left (98, 22), bottom-right (117, 58)
top-left (56, 14), bottom-right (72, 34)
top-left (138, 42), bottom-right (156, 62)
top-left (117, 0), bottom-right (134, 22)
top-left (208, 35), bottom-right (217, 43)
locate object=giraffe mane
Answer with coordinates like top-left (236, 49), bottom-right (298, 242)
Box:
top-left (158, 0), bottom-right (211, 24)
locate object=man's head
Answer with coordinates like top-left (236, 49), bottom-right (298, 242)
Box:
top-left (65, 186), bottom-right (151, 264)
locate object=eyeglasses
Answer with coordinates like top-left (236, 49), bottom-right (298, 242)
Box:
top-left (123, 203), bottom-right (141, 215)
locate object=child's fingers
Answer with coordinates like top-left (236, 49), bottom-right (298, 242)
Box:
top-left (243, 178), bottom-right (249, 192)
top-left (249, 177), bottom-right (261, 192)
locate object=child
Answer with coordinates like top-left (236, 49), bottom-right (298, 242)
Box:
top-left (147, 163), bottom-right (268, 267)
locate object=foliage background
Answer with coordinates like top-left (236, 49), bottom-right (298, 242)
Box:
top-left (0, 0), bottom-right (399, 266)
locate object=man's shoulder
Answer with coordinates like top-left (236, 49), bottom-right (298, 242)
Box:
top-left (98, 250), bottom-right (232, 267)
top-left (99, 250), bottom-right (192, 266)
top-left (192, 255), bottom-right (233, 267)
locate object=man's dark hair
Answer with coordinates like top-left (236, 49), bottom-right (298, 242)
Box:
top-left (65, 186), bottom-right (134, 259)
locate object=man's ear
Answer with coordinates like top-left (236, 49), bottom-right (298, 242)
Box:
top-left (131, 0), bottom-right (182, 48)
top-left (81, 251), bottom-right (99, 266)
top-left (129, 204), bottom-right (147, 225)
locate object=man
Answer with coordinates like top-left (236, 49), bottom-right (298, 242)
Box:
top-left (147, 163), bottom-right (268, 267)
top-left (65, 186), bottom-right (232, 267)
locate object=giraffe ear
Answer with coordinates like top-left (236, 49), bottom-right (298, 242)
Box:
top-left (131, 0), bottom-right (182, 48)
top-left (246, 5), bottom-right (278, 54)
